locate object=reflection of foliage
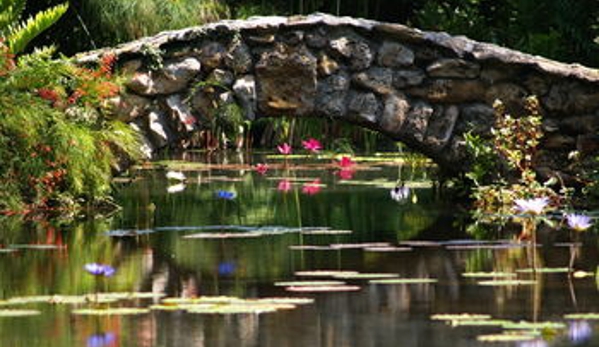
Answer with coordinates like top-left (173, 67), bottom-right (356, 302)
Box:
top-left (465, 96), bottom-right (567, 215)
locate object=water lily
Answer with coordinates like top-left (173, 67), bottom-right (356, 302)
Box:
top-left (336, 168), bottom-right (355, 180)
top-left (390, 185), bottom-right (410, 202)
top-left (565, 213), bottom-right (593, 232)
top-left (338, 156), bottom-right (355, 168)
top-left (215, 190), bottom-right (236, 200)
top-left (255, 163), bottom-right (269, 175)
top-left (218, 262), bottom-right (236, 276)
top-left (166, 170), bottom-right (186, 181)
top-left (277, 179), bottom-right (292, 192)
top-left (302, 138), bottom-right (322, 153)
top-left (302, 179), bottom-right (322, 195)
top-left (166, 183), bottom-right (186, 194)
top-left (87, 332), bottom-right (116, 347)
top-left (568, 321), bottom-right (592, 344)
top-left (84, 263), bottom-right (116, 277)
top-left (277, 143), bottom-right (292, 155)
top-left (514, 197), bottom-right (549, 215)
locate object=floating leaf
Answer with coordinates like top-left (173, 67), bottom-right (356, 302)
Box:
top-left (289, 245), bottom-right (337, 251)
top-left (477, 333), bottom-right (538, 342)
top-left (564, 313), bottom-right (599, 320)
top-left (300, 229), bottom-right (353, 235)
top-left (369, 278), bottom-right (437, 284)
top-left (431, 313), bottom-right (492, 321)
top-left (330, 242), bottom-right (391, 249)
top-left (364, 246), bottom-right (412, 252)
top-left (398, 241), bottom-right (442, 247)
top-left (72, 308), bottom-right (150, 316)
top-left (332, 273), bottom-right (400, 280)
top-left (105, 229), bottom-right (155, 237)
top-left (294, 270), bottom-right (360, 277)
top-left (274, 281), bottom-right (346, 287)
top-left (477, 280), bottom-right (537, 286)
top-left (9, 244), bottom-right (65, 250)
top-left (516, 267), bottom-right (570, 273)
top-left (0, 309), bottom-right (41, 317)
top-left (285, 285), bottom-right (361, 292)
top-left (0, 249), bottom-right (16, 253)
top-left (572, 271), bottom-right (595, 278)
top-left (251, 297), bottom-right (314, 305)
top-left (501, 321), bottom-right (566, 330)
top-left (450, 319), bottom-right (512, 327)
top-left (183, 232), bottom-right (263, 239)
top-left (462, 272), bottom-right (517, 278)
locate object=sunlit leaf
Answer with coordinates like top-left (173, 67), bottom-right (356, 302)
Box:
top-left (572, 271), bottom-right (595, 278)
top-left (476, 333), bottom-right (538, 342)
top-left (72, 308), bottom-right (150, 316)
top-left (330, 242), bottom-right (391, 249)
top-left (450, 319), bottom-right (511, 327)
top-left (289, 245), bottom-right (337, 251)
top-left (274, 281), bottom-right (346, 287)
top-left (285, 285), bottom-right (361, 292)
top-left (477, 280), bottom-right (537, 286)
top-left (564, 313), bottom-right (599, 320)
top-left (300, 229), bottom-right (353, 235)
top-left (501, 321), bottom-right (566, 330)
top-left (516, 267), bottom-right (570, 273)
top-left (364, 246), bottom-right (412, 252)
top-left (462, 272), bottom-right (517, 278)
top-left (0, 309), bottom-right (41, 317)
top-left (369, 278), bottom-right (437, 284)
top-left (294, 270), bottom-right (360, 277)
top-left (332, 273), bottom-right (400, 280)
top-left (9, 244), bottom-right (66, 250)
top-left (430, 313), bottom-right (492, 321)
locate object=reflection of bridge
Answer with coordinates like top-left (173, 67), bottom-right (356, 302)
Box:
top-left (78, 14), bottom-right (599, 179)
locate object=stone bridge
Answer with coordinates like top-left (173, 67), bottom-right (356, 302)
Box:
top-left (78, 14), bottom-right (599, 181)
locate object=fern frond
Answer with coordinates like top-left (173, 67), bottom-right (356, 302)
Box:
top-left (7, 3), bottom-right (67, 54)
top-left (0, 0), bottom-right (26, 32)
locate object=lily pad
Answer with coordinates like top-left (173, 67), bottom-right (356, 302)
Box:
top-left (450, 319), bottom-right (512, 327)
top-left (476, 333), bottom-right (538, 342)
top-left (564, 313), bottom-right (599, 320)
top-left (330, 242), bottom-right (391, 249)
top-left (72, 308), bottom-right (150, 316)
top-left (462, 272), bottom-right (517, 278)
top-left (332, 273), bottom-right (400, 280)
top-left (430, 313), bottom-right (492, 321)
top-left (289, 245), bottom-right (338, 251)
top-left (294, 270), bottom-right (360, 277)
top-left (0, 309), bottom-right (41, 317)
top-left (251, 298), bottom-right (314, 305)
top-left (300, 229), bottom-right (353, 235)
top-left (369, 278), bottom-right (437, 284)
top-left (364, 246), bottom-right (412, 252)
top-left (516, 267), bottom-right (570, 273)
top-left (477, 280), bottom-right (537, 286)
top-left (183, 232), bottom-right (263, 239)
top-left (0, 249), bottom-right (16, 253)
top-left (274, 281), bottom-right (346, 287)
top-left (501, 321), bottom-right (566, 330)
top-left (9, 244), bottom-right (65, 250)
top-left (572, 271), bottom-right (595, 278)
top-left (285, 285), bottom-right (361, 292)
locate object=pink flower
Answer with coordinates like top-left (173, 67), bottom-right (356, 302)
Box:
top-left (338, 156), bottom-right (355, 168)
top-left (255, 163), bottom-right (268, 175)
top-left (277, 179), bottom-right (292, 192)
top-left (277, 143), bottom-right (292, 155)
top-left (302, 179), bottom-right (322, 195)
top-left (302, 138), bottom-right (322, 153)
top-left (336, 168), bottom-right (355, 180)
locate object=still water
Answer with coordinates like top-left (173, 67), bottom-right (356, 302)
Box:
top-left (0, 151), bottom-right (598, 346)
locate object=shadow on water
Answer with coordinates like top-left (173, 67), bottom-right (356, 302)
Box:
top-left (0, 151), bottom-right (598, 346)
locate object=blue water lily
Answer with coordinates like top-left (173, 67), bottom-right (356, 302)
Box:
top-left (565, 213), bottom-right (593, 232)
top-left (215, 190), bottom-right (236, 200)
top-left (84, 263), bottom-right (116, 277)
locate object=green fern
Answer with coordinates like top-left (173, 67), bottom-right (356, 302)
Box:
top-left (0, 1), bottom-right (67, 54)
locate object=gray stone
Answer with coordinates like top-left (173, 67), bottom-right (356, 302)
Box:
top-left (147, 110), bottom-right (174, 148)
top-left (255, 45), bottom-right (317, 116)
top-left (166, 94), bottom-right (197, 132)
top-left (207, 68), bottom-right (235, 86)
top-left (485, 83), bottom-right (528, 115)
top-left (393, 69), bottom-right (425, 88)
top-left (190, 89), bottom-right (214, 121)
top-left (577, 134), bottom-right (599, 155)
top-left (425, 105), bottom-right (459, 149)
top-left (225, 40), bottom-right (253, 74)
top-left (233, 75), bottom-right (257, 120)
top-left (457, 103), bottom-right (495, 135)
top-left (426, 58), bottom-right (480, 78)
top-left (199, 42), bottom-right (226, 70)
top-left (407, 79), bottom-right (485, 103)
top-left (403, 101), bottom-right (434, 142)
top-left (126, 57), bottom-right (201, 95)
top-left (524, 74), bottom-right (550, 96)
top-left (104, 93), bottom-right (152, 122)
top-left (380, 92), bottom-right (410, 134)
top-left (347, 91), bottom-right (380, 123)
top-left (330, 35), bottom-right (373, 71)
top-left (377, 41), bottom-right (414, 67)
top-left (543, 134), bottom-right (576, 149)
top-left (316, 73), bottom-right (350, 117)
top-left (305, 27), bottom-right (328, 48)
top-left (281, 31), bottom-right (304, 45)
top-left (129, 121), bottom-right (154, 159)
top-left (352, 67), bottom-right (393, 94)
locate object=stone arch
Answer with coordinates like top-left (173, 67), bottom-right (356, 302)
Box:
top-left (77, 14), bottom-right (599, 179)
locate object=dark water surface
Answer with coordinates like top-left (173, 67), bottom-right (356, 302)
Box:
top-left (0, 152), bottom-right (598, 346)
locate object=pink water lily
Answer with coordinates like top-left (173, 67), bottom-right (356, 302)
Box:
top-left (338, 156), bottom-right (355, 168)
top-left (336, 168), bottom-right (355, 180)
top-left (255, 163), bottom-right (268, 175)
top-left (565, 214), bottom-right (593, 232)
top-left (514, 197), bottom-right (549, 215)
top-left (302, 138), bottom-right (322, 153)
top-left (302, 179), bottom-right (322, 195)
top-left (277, 179), bottom-right (292, 192)
top-left (277, 143), bottom-right (292, 155)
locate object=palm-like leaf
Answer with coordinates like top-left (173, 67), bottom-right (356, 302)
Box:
top-left (3, 2), bottom-right (67, 54)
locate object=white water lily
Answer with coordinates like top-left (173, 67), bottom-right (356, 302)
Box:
top-left (167, 183), bottom-right (186, 194)
top-left (166, 171), bottom-right (186, 181)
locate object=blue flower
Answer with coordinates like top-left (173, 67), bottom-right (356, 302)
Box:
top-left (84, 263), bottom-right (116, 277)
top-left (87, 332), bottom-right (116, 347)
top-left (218, 262), bottom-right (236, 276)
top-left (566, 214), bottom-right (593, 232)
top-left (215, 190), bottom-right (236, 200)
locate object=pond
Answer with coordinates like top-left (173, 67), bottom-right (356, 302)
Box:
top-left (0, 151), bottom-right (598, 346)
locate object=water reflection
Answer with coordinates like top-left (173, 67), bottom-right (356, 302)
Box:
top-left (0, 153), bottom-right (598, 346)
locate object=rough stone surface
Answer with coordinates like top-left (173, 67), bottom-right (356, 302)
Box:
top-left (256, 45), bottom-right (317, 115)
top-left (76, 13), bottom-right (599, 177)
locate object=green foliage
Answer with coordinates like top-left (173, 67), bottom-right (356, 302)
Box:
top-left (0, 0), bottom-right (67, 54)
top-left (465, 96), bottom-right (566, 215)
top-left (0, 43), bottom-right (142, 213)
